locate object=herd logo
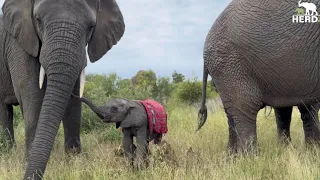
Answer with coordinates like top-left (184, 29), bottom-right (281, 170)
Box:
top-left (292, 0), bottom-right (320, 23)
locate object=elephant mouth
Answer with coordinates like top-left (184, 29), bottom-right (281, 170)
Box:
top-left (102, 115), bottom-right (113, 123)
top-left (39, 65), bottom-right (86, 97)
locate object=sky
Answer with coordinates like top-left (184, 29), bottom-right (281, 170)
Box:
top-left (0, 0), bottom-right (231, 79)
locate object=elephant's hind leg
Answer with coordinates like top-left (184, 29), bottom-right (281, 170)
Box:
top-left (274, 106), bottom-right (293, 144)
top-left (205, 43), bottom-right (263, 154)
top-left (297, 104), bottom-right (320, 145)
top-left (224, 108), bottom-right (237, 153)
top-left (217, 76), bottom-right (263, 154)
top-left (0, 103), bottom-right (15, 150)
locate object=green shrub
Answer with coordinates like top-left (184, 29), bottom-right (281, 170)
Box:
top-left (174, 78), bottom-right (218, 105)
top-left (176, 78), bottom-right (202, 104)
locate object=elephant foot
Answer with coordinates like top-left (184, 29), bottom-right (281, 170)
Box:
top-left (227, 122), bottom-right (258, 156)
top-left (305, 137), bottom-right (320, 147)
top-left (64, 137), bottom-right (81, 154)
top-left (227, 136), bottom-right (258, 156)
top-left (303, 130), bottom-right (320, 147)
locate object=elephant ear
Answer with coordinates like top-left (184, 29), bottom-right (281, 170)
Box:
top-left (2, 0), bottom-right (39, 57)
top-left (116, 101), bottom-right (145, 128)
top-left (87, 0), bottom-right (125, 63)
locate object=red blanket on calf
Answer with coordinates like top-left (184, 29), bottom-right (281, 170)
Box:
top-left (139, 99), bottom-right (168, 134)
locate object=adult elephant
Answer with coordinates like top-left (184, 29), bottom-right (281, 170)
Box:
top-left (197, 0), bottom-right (320, 153)
top-left (1, 0), bottom-right (125, 179)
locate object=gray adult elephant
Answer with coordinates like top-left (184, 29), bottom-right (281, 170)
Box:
top-left (197, 0), bottom-right (320, 154)
top-left (1, 0), bottom-right (125, 179)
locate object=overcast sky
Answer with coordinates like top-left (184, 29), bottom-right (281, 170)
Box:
top-left (0, 0), bottom-right (231, 79)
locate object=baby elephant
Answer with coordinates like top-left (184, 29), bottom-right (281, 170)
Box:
top-left (72, 94), bottom-right (168, 169)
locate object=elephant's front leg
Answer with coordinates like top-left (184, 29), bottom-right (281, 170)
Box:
top-left (122, 128), bottom-right (134, 166)
top-left (297, 104), bottom-right (320, 144)
top-left (274, 106), bottom-right (293, 144)
top-left (7, 52), bottom-right (45, 161)
top-left (23, 98), bottom-right (44, 160)
top-left (134, 126), bottom-right (148, 170)
top-left (62, 79), bottom-right (82, 154)
top-left (0, 103), bottom-right (15, 149)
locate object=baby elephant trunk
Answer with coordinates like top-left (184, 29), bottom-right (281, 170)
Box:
top-left (71, 94), bottom-right (105, 119)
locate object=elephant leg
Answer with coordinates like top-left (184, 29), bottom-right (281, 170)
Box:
top-left (224, 108), bottom-right (237, 153)
top-left (22, 100), bottom-right (43, 161)
top-left (226, 106), bottom-right (260, 154)
top-left (148, 131), bottom-right (162, 145)
top-left (274, 106), bottom-right (293, 144)
top-left (123, 128), bottom-right (134, 165)
top-left (7, 53), bottom-right (45, 161)
top-left (153, 133), bottom-right (163, 145)
top-left (217, 76), bottom-right (262, 154)
top-left (135, 126), bottom-right (148, 170)
top-left (297, 104), bottom-right (320, 144)
top-left (62, 79), bottom-right (82, 154)
top-left (0, 103), bottom-right (15, 149)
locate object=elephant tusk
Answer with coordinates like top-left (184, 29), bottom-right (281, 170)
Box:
top-left (39, 66), bottom-right (45, 89)
top-left (80, 69), bottom-right (85, 98)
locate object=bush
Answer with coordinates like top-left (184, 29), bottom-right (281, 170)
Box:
top-left (175, 78), bottom-right (202, 104)
top-left (174, 78), bottom-right (218, 105)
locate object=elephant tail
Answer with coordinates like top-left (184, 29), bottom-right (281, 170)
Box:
top-left (196, 66), bottom-right (208, 132)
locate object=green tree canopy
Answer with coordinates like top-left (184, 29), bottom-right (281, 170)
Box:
top-left (131, 70), bottom-right (157, 89)
top-left (172, 70), bottom-right (185, 83)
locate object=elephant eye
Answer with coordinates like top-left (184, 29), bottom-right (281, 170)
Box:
top-left (86, 25), bottom-right (95, 42)
top-left (111, 106), bottom-right (117, 112)
top-left (87, 23), bottom-right (95, 32)
top-left (35, 15), bottom-right (42, 25)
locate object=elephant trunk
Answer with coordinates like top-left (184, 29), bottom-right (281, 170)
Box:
top-left (298, 0), bottom-right (301, 7)
top-left (24, 21), bottom-right (86, 180)
top-left (72, 94), bottom-right (105, 120)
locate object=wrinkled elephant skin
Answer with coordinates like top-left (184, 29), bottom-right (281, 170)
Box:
top-left (198, 0), bottom-right (320, 154)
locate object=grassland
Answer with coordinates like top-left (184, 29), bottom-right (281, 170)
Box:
top-left (0, 99), bottom-right (320, 180)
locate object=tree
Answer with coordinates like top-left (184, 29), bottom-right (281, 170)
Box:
top-left (155, 77), bottom-right (173, 103)
top-left (131, 70), bottom-right (157, 89)
top-left (172, 70), bottom-right (185, 83)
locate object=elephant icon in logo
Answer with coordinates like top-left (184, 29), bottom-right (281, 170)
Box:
top-left (298, 0), bottom-right (318, 15)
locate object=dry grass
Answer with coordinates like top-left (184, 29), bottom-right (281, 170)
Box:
top-left (0, 103), bottom-right (320, 180)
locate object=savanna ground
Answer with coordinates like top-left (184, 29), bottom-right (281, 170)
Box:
top-left (0, 71), bottom-right (319, 180)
